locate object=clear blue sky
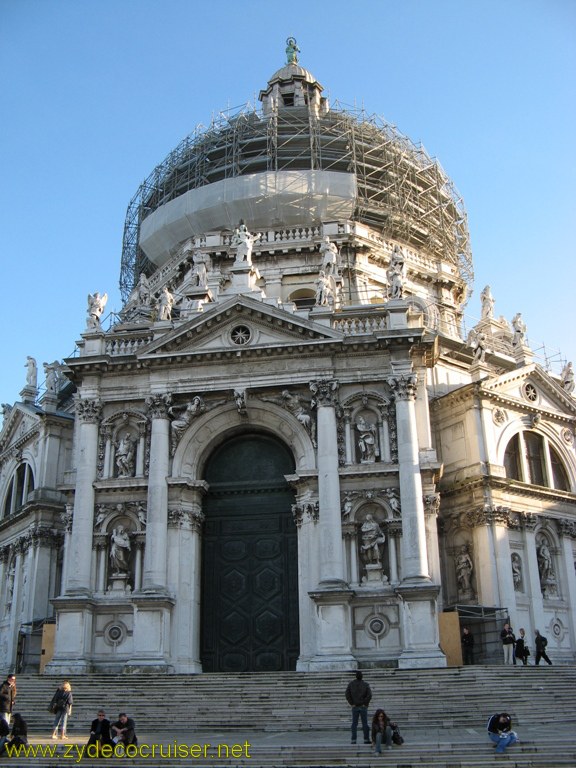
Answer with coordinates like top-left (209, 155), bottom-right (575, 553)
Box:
top-left (1, 0), bottom-right (574, 406)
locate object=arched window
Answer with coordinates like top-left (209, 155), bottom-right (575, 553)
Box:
top-left (503, 431), bottom-right (570, 491)
top-left (2, 462), bottom-right (34, 519)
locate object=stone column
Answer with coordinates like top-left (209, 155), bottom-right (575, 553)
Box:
top-left (310, 379), bottom-right (345, 587)
top-left (66, 398), bottom-right (101, 594)
top-left (389, 374), bottom-right (445, 668)
top-left (142, 394), bottom-right (171, 592)
top-left (306, 380), bottom-right (355, 670)
top-left (389, 375), bottom-right (429, 582)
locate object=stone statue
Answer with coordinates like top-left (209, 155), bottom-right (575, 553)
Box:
top-left (185, 251), bottom-right (208, 289)
top-left (455, 544), bottom-right (474, 592)
top-left (115, 432), bottom-right (136, 477)
top-left (356, 416), bottom-right (377, 462)
top-left (110, 525), bottom-right (131, 574)
top-left (169, 397), bottom-right (204, 453)
top-left (319, 236), bottom-right (339, 275)
top-left (360, 514), bottom-right (386, 565)
top-left (315, 271), bottom-right (334, 307)
top-left (282, 390), bottom-right (313, 434)
top-left (87, 291), bottom-right (108, 329)
top-left (385, 488), bottom-right (400, 516)
top-left (561, 362), bottom-right (574, 395)
top-left (537, 539), bottom-right (554, 584)
top-left (43, 361), bottom-right (61, 393)
top-left (480, 285), bottom-right (495, 319)
top-left (1, 404), bottom-right (12, 422)
top-left (135, 273), bottom-right (151, 306)
top-left (511, 553), bottom-right (522, 590)
top-left (25, 356), bottom-right (37, 388)
top-left (470, 329), bottom-right (488, 362)
top-left (342, 494), bottom-right (353, 518)
top-left (511, 313), bottom-right (526, 347)
top-left (231, 222), bottom-right (261, 266)
top-left (285, 36), bottom-right (300, 65)
top-left (157, 286), bottom-right (175, 321)
top-left (386, 245), bottom-right (406, 299)
top-left (234, 388), bottom-right (247, 415)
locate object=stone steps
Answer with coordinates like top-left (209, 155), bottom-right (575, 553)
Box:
top-left (7, 667), bottom-right (576, 766)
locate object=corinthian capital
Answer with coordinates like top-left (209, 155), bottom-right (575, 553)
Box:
top-left (388, 374), bottom-right (418, 401)
top-left (309, 378), bottom-right (339, 407)
top-left (75, 397), bottom-right (102, 423)
top-left (146, 393), bottom-right (172, 419)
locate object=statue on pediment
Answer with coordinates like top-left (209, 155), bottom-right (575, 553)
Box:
top-left (315, 270), bottom-right (334, 307)
top-left (561, 362), bottom-right (574, 395)
top-left (231, 222), bottom-right (261, 266)
top-left (480, 285), bottom-right (495, 319)
top-left (25, 356), bottom-right (38, 389)
top-left (511, 313), bottom-right (526, 347)
top-left (386, 245), bottom-right (406, 300)
top-left (157, 286), bottom-right (175, 321)
top-left (135, 273), bottom-right (151, 306)
top-left (319, 236), bottom-right (339, 276)
top-left (87, 291), bottom-right (108, 329)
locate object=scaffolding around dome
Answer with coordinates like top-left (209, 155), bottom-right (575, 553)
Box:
top-left (120, 101), bottom-right (473, 303)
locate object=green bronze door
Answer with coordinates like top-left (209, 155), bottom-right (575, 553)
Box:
top-left (201, 434), bottom-right (299, 672)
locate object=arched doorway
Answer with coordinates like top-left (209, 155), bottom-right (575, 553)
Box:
top-left (201, 433), bottom-right (299, 672)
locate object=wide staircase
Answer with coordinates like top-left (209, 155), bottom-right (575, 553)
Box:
top-left (8, 666), bottom-right (576, 766)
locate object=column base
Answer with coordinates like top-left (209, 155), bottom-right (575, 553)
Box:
top-left (300, 654), bottom-right (358, 672)
top-left (395, 580), bottom-right (446, 669)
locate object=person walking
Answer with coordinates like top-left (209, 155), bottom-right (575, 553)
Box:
top-left (50, 681), bottom-right (73, 739)
top-left (487, 712), bottom-right (518, 754)
top-left (371, 708), bottom-right (393, 753)
top-left (515, 628), bottom-right (530, 666)
top-left (500, 623), bottom-right (516, 665)
top-left (345, 671), bottom-right (372, 745)
top-left (535, 630), bottom-right (552, 665)
top-left (461, 626), bottom-right (475, 665)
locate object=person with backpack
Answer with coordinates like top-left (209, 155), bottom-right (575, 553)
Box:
top-left (535, 630), bottom-right (552, 665)
top-left (50, 681), bottom-right (73, 739)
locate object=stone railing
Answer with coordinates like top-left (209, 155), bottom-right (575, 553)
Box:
top-left (105, 334), bottom-right (153, 357)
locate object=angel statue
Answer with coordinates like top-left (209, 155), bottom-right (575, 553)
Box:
top-left (87, 291), bottom-right (108, 329)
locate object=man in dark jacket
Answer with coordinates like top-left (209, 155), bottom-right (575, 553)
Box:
top-left (535, 630), bottom-right (552, 665)
top-left (487, 712), bottom-right (518, 754)
top-left (87, 710), bottom-right (113, 752)
top-left (345, 671), bottom-right (372, 744)
top-left (111, 713), bottom-right (137, 749)
top-left (0, 675), bottom-right (16, 725)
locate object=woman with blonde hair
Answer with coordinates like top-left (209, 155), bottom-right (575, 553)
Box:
top-left (49, 681), bottom-right (73, 739)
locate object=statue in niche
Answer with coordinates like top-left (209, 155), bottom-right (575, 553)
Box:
top-left (356, 415), bottom-right (377, 462)
top-left (342, 494), bottom-right (353, 519)
top-left (87, 291), bottom-right (108, 329)
top-left (315, 270), bottom-right (334, 307)
top-left (360, 514), bottom-right (386, 565)
top-left (115, 432), bottom-right (136, 477)
top-left (511, 553), bottom-right (522, 590)
top-left (511, 312), bottom-right (527, 347)
top-left (480, 285), bottom-right (495, 319)
top-left (561, 362), bottom-right (574, 395)
top-left (110, 525), bottom-right (131, 574)
top-left (455, 544), bottom-right (474, 593)
top-left (319, 236), bottom-right (339, 276)
top-left (157, 286), bottom-right (175, 321)
top-left (168, 397), bottom-right (205, 454)
top-left (286, 37), bottom-right (300, 65)
top-left (537, 539), bottom-right (554, 584)
top-left (25, 356), bottom-right (37, 388)
top-left (386, 245), bottom-right (406, 299)
top-left (231, 222), bottom-right (261, 266)
top-left (385, 488), bottom-right (400, 516)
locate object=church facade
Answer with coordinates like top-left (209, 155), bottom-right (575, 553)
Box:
top-left (1, 45), bottom-right (575, 674)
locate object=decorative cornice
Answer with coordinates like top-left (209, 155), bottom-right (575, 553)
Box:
top-left (465, 505), bottom-right (511, 528)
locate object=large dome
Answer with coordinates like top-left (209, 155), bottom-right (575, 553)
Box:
top-left (120, 57), bottom-right (472, 301)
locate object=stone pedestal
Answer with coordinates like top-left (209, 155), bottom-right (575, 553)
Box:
top-left (109, 573), bottom-right (131, 593)
top-left (19, 385), bottom-right (38, 405)
top-left (221, 263), bottom-right (264, 298)
top-left (125, 592), bottom-right (175, 672)
top-left (386, 300), bottom-right (409, 329)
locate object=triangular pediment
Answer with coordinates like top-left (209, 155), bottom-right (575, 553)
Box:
top-left (0, 403), bottom-right (42, 456)
top-left (136, 295), bottom-right (343, 360)
top-left (480, 363), bottom-right (576, 417)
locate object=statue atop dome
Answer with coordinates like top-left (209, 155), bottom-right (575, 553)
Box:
top-left (285, 37), bottom-right (300, 65)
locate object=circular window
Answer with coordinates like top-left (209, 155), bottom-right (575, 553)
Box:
top-left (231, 325), bottom-right (251, 345)
top-left (103, 622), bottom-right (127, 647)
top-left (366, 614), bottom-right (389, 639)
top-left (522, 382), bottom-right (538, 402)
